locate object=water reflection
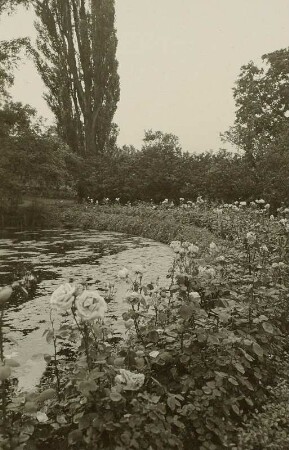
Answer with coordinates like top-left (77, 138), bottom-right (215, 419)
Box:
top-left (0, 229), bottom-right (173, 391)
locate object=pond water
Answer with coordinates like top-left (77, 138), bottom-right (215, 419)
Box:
top-left (0, 229), bottom-right (174, 392)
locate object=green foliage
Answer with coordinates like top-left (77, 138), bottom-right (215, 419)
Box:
top-left (30, 0), bottom-right (120, 157)
top-left (1, 202), bottom-right (288, 449)
top-left (136, 131), bottom-right (183, 203)
top-left (0, 1), bottom-right (29, 95)
top-left (223, 48), bottom-right (289, 157)
top-left (221, 48), bottom-right (289, 206)
top-left (72, 126), bottom-right (288, 206)
top-left (0, 0), bottom-right (28, 14)
top-left (0, 37), bottom-right (29, 97)
top-left (44, 201), bottom-right (217, 245)
top-left (0, 5), bottom-right (79, 211)
top-left (237, 382), bottom-right (289, 450)
top-left (73, 48), bottom-right (289, 206)
top-left (0, 101), bottom-right (78, 210)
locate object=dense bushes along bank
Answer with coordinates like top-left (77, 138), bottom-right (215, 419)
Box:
top-left (44, 200), bottom-right (219, 246)
top-left (43, 198), bottom-right (287, 243)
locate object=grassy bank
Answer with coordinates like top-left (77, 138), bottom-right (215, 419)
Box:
top-left (40, 199), bottom-right (220, 247)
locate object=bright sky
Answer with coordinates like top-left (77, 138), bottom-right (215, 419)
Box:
top-left (0, 0), bottom-right (288, 153)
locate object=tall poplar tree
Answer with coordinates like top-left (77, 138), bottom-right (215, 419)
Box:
top-left (31, 0), bottom-right (120, 156)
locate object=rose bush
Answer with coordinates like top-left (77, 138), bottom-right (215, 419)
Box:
top-left (1, 199), bottom-right (288, 450)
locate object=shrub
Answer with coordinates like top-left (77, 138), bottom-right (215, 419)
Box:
top-left (1, 201), bottom-right (288, 449)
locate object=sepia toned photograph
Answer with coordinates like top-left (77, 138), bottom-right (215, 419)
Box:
top-left (0, 1), bottom-right (288, 448)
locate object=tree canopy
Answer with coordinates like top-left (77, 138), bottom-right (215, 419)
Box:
top-left (222, 48), bottom-right (289, 160)
top-left (0, 2), bottom-right (77, 209)
top-left (0, 1), bottom-right (288, 210)
top-left (31, 0), bottom-right (120, 157)
top-left (0, 100), bottom-right (77, 209)
top-left (0, 37), bottom-right (29, 99)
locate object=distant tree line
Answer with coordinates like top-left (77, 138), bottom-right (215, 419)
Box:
top-left (77, 127), bottom-right (288, 209)
top-left (0, 0), bottom-right (288, 211)
top-left (71, 47), bottom-right (289, 208)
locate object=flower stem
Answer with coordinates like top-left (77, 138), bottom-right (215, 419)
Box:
top-left (49, 309), bottom-right (61, 400)
top-left (0, 308), bottom-right (8, 441)
top-left (0, 309), bottom-right (4, 363)
top-left (83, 323), bottom-right (92, 370)
top-left (71, 308), bottom-right (92, 370)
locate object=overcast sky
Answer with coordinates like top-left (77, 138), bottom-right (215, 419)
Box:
top-left (0, 0), bottom-right (288, 153)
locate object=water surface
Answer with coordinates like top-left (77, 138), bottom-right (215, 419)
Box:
top-left (0, 229), bottom-right (173, 391)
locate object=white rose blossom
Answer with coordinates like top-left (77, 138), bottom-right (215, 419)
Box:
top-left (115, 369), bottom-right (145, 391)
top-left (246, 232), bottom-right (256, 246)
top-left (196, 196), bottom-right (204, 204)
top-left (188, 244), bottom-right (199, 254)
top-left (124, 318), bottom-right (134, 329)
top-left (216, 255), bottom-right (226, 263)
top-left (50, 283), bottom-right (76, 310)
top-left (198, 266), bottom-right (216, 279)
top-left (76, 290), bottom-right (107, 321)
top-left (118, 267), bottom-right (130, 279)
top-left (170, 241), bottom-right (182, 252)
top-left (149, 351), bottom-right (160, 358)
top-left (206, 268), bottom-right (216, 278)
top-left (189, 291), bottom-right (201, 300)
top-left (36, 412), bottom-right (49, 423)
top-left (209, 242), bottom-right (218, 253)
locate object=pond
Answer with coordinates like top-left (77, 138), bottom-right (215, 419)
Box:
top-left (0, 229), bottom-right (174, 392)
